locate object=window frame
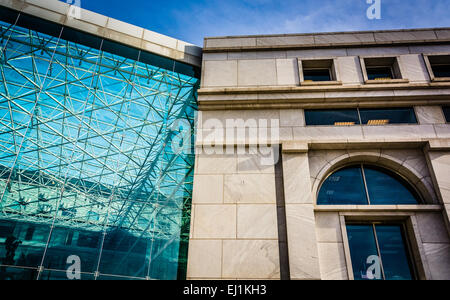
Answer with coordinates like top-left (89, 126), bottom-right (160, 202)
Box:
top-left (360, 55), bottom-right (409, 84)
top-left (316, 163), bottom-right (424, 205)
top-left (339, 213), bottom-right (432, 280)
top-left (297, 57), bottom-right (342, 86)
top-left (423, 53), bottom-right (450, 82)
top-left (304, 107), bottom-right (418, 126)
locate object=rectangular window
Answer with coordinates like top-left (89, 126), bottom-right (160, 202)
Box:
top-left (346, 223), bottom-right (415, 280)
top-left (359, 108), bottom-right (417, 125)
top-left (304, 109), bottom-right (360, 126)
top-left (366, 66), bottom-right (394, 80)
top-left (305, 108), bottom-right (417, 126)
top-left (426, 55), bottom-right (450, 79)
top-left (300, 59), bottom-right (338, 83)
top-left (303, 68), bottom-right (331, 82)
top-left (362, 57), bottom-right (403, 81)
top-left (443, 106), bottom-right (450, 122)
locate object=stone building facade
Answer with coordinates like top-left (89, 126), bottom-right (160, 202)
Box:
top-left (188, 30), bottom-right (450, 280)
top-left (0, 0), bottom-right (449, 281)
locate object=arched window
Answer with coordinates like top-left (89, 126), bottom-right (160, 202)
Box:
top-left (317, 164), bottom-right (420, 205)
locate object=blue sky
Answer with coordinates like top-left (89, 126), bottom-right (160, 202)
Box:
top-left (65, 0), bottom-right (450, 46)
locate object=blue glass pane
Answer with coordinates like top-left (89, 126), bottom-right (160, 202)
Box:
top-left (97, 228), bottom-right (150, 278)
top-left (305, 109), bottom-right (360, 126)
top-left (376, 225), bottom-right (413, 280)
top-left (364, 166), bottom-right (419, 205)
top-left (0, 13), bottom-right (198, 280)
top-left (39, 269), bottom-right (95, 280)
top-left (346, 225), bottom-right (382, 280)
top-left (304, 69), bottom-right (331, 81)
top-left (432, 65), bottom-right (450, 78)
top-left (359, 108), bottom-right (417, 125)
top-left (317, 166), bottom-right (368, 205)
top-left (366, 67), bottom-right (393, 80)
top-left (0, 265), bottom-right (38, 280)
top-left (42, 227), bottom-right (101, 273)
top-left (0, 220), bottom-right (49, 268)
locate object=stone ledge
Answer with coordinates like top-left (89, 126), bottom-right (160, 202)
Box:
top-left (314, 204), bottom-right (443, 212)
top-left (282, 142), bottom-right (308, 153)
top-left (427, 139), bottom-right (450, 150)
top-left (204, 28), bottom-right (450, 52)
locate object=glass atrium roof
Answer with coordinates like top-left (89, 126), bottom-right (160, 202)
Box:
top-left (0, 7), bottom-right (199, 280)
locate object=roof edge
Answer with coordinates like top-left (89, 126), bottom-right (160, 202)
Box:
top-left (204, 27), bottom-right (450, 51)
top-left (0, 0), bottom-right (203, 67)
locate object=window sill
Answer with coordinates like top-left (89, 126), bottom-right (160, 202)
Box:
top-left (300, 80), bottom-right (342, 86)
top-left (364, 79), bottom-right (409, 84)
top-left (314, 204), bottom-right (442, 212)
top-left (431, 77), bottom-right (450, 82)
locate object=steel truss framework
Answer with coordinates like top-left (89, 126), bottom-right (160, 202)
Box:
top-left (0, 13), bottom-right (198, 280)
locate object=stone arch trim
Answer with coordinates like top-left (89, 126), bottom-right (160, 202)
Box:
top-left (312, 151), bottom-right (437, 205)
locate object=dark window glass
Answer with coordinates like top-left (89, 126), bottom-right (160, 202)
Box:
top-left (366, 66), bottom-right (393, 80)
top-left (346, 224), bottom-right (414, 280)
top-left (443, 106), bottom-right (450, 122)
top-left (432, 64), bottom-right (450, 78)
top-left (346, 225), bottom-right (381, 280)
top-left (305, 109), bottom-right (360, 126)
top-left (376, 225), bottom-right (414, 280)
top-left (42, 228), bottom-right (100, 273)
top-left (61, 27), bottom-right (102, 50)
top-left (317, 166), bottom-right (368, 205)
top-left (318, 165), bottom-right (420, 205)
top-left (304, 68), bottom-right (331, 81)
top-left (38, 269), bottom-right (95, 280)
top-left (17, 14), bottom-right (63, 38)
top-left (0, 6), bottom-right (19, 24)
top-left (0, 221), bottom-right (50, 269)
top-left (359, 108), bottom-right (417, 125)
top-left (0, 265), bottom-right (38, 280)
top-left (364, 166), bottom-right (419, 205)
top-left (97, 229), bottom-right (150, 278)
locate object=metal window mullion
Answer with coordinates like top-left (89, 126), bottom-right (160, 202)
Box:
top-left (372, 224), bottom-right (386, 280)
top-left (357, 107), bottom-right (362, 125)
top-left (35, 25), bottom-right (65, 280)
top-left (360, 164), bottom-right (371, 205)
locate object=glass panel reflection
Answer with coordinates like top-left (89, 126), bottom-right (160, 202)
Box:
top-left (318, 165), bottom-right (420, 205)
top-left (317, 166), bottom-right (368, 205)
top-left (347, 224), bottom-right (414, 280)
top-left (359, 108), bottom-right (417, 125)
top-left (305, 109), bottom-right (360, 126)
top-left (0, 12), bottom-right (198, 280)
top-left (0, 220), bottom-right (49, 269)
top-left (376, 225), bottom-right (413, 280)
top-left (364, 167), bottom-right (419, 205)
top-left (346, 225), bottom-right (381, 280)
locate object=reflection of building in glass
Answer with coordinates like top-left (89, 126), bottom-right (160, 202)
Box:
top-left (0, 3), bottom-right (200, 280)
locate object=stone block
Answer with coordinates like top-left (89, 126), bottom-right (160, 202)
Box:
top-left (193, 175), bottom-right (223, 204)
top-left (193, 205), bottom-right (236, 239)
top-left (238, 59), bottom-right (277, 86)
top-left (224, 174), bottom-right (276, 204)
top-left (222, 240), bottom-right (280, 279)
top-left (187, 240), bottom-right (222, 278)
top-left (237, 204), bottom-right (278, 239)
top-left (203, 60), bottom-right (238, 87)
